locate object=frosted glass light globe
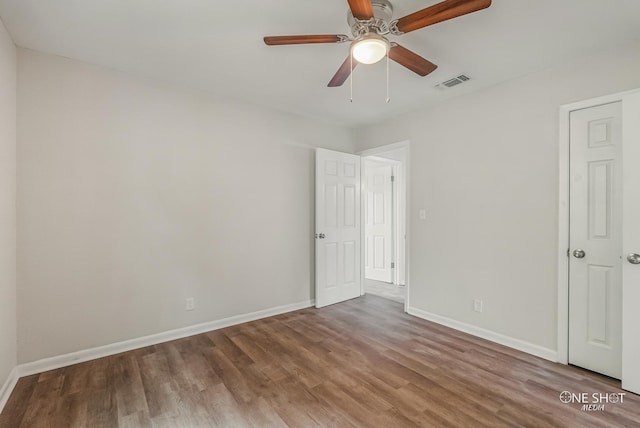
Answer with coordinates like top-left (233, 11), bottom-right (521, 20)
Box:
top-left (351, 35), bottom-right (389, 64)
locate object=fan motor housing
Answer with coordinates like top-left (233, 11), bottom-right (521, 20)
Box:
top-left (347, 0), bottom-right (394, 37)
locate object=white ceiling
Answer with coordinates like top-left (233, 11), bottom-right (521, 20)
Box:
top-left (1, 0), bottom-right (640, 127)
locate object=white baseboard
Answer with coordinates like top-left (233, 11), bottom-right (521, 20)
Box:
top-left (407, 306), bottom-right (558, 362)
top-left (0, 366), bottom-right (19, 414)
top-left (18, 299), bottom-right (314, 378)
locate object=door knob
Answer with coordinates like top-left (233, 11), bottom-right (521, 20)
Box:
top-left (318, 233), bottom-right (325, 239)
top-left (573, 249), bottom-right (586, 259)
top-left (627, 253), bottom-right (640, 264)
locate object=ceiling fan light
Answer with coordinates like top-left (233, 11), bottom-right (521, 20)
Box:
top-left (351, 34), bottom-right (389, 65)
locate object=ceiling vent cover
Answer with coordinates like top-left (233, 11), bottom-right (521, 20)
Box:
top-left (437, 74), bottom-right (470, 89)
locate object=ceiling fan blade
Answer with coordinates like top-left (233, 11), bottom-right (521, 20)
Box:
top-left (328, 56), bottom-right (358, 87)
top-left (388, 44), bottom-right (437, 76)
top-left (264, 35), bottom-right (349, 46)
top-left (394, 0), bottom-right (491, 34)
top-left (347, 0), bottom-right (374, 20)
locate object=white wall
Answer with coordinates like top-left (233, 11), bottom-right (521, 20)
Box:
top-left (17, 49), bottom-right (354, 364)
top-left (355, 41), bottom-right (640, 352)
top-left (0, 18), bottom-right (16, 390)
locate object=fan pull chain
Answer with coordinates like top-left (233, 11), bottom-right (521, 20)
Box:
top-left (386, 52), bottom-right (390, 103)
top-left (350, 54), bottom-right (353, 103)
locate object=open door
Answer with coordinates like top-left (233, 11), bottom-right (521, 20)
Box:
top-left (315, 148), bottom-right (361, 308)
top-left (364, 160), bottom-right (394, 283)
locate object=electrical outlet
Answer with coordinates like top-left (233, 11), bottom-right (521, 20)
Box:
top-left (185, 298), bottom-right (195, 311)
top-left (473, 299), bottom-right (483, 313)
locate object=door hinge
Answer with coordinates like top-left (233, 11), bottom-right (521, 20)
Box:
top-left (567, 248), bottom-right (570, 257)
top-left (391, 175), bottom-right (395, 182)
top-left (391, 262), bottom-right (395, 269)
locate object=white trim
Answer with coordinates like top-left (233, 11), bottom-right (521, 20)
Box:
top-left (557, 87), bottom-right (640, 365)
top-left (560, 90), bottom-right (640, 112)
top-left (557, 104), bottom-right (571, 365)
top-left (0, 366), bottom-right (19, 413)
top-left (17, 299), bottom-right (313, 378)
top-left (358, 141), bottom-right (410, 312)
top-left (408, 307), bottom-right (558, 362)
top-left (621, 91), bottom-right (640, 394)
top-left (358, 141), bottom-right (410, 157)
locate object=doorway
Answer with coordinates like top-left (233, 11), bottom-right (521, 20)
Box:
top-left (359, 142), bottom-right (409, 309)
top-left (558, 89), bottom-right (640, 394)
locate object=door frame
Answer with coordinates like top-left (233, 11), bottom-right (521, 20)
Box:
top-left (557, 88), bottom-right (640, 365)
top-left (358, 141), bottom-right (410, 312)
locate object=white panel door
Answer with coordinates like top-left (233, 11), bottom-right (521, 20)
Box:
top-left (569, 102), bottom-right (622, 379)
top-left (315, 149), bottom-right (361, 308)
top-left (364, 161), bottom-right (393, 283)
top-left (622, 91), bottom-right (640, 394)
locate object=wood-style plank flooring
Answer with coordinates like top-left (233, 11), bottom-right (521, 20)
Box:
top-left (364, 278), bottom-right (405, 303)
top-left (1, 295), bottom-right (639, 427)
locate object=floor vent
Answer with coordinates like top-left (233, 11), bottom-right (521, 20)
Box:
top-left (436, 74), bottom-right (470, 89)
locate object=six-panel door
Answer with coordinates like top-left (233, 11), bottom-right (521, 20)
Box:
top-left (569, 102), bottom-right (622, 379)
top-left (315, 148), bottom-right (361, 308)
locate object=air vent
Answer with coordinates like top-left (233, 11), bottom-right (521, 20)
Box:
top-left (436, 74), bottom-right (471, 89)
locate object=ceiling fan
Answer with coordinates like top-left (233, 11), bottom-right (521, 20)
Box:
top-left (264, 0), bottom-right (491, 87)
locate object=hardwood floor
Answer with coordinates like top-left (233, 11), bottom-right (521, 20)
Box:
top-left (2, 295), bottom-right (639, 427)
top-left (364, 278), bottom-right (406, 303)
